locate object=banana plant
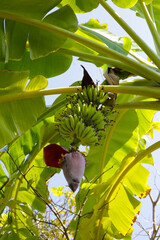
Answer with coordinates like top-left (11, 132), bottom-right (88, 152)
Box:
top-left (0, 0), bottom-right (160, 239)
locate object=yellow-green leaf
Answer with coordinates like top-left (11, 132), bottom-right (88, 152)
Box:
top-left (112, 0), bottom-right (138, 8)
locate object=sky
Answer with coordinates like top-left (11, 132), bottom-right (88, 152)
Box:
top-left (47, 1), bottom-right (160, 239)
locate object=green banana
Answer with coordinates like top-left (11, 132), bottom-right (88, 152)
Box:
top-left (76, 103), bottom-right (81, 115)
top-left (86, 86), bottom-right (93, 102)
top-left (81, 133), bottom-right (98, 145)
top-left (85, 136), bottom-right (98, 145)
top-left (77, 100), bottom-right (83, 116)
top-left (93, 115), bottom-right (105, 125)
top-left (74, 115), bottom-right (80, 126)
top-left (78, 99), bottom-right (83, 108)
top-left (92, 86), bottom-right (98, 102)
top-left (77, 90), bottom-right (84, 102)
top-left (100, 93), bottom-right (109, 104)
top-left (81, 103), bottom-right (88, 117)
top-left (75, 120), bottom-right (85, 139)
top-left (82, 87), bottom-right (90, 104)
top-left (69, 115), bottom-right (75, 130)
top-left (81, 129), bottom-right (95, 141)
top-left (87, 105), bottom-right (97, 119)
top-left (60, 121), bottom-right (71, 133)
top-left (91, 111), bottom-right (103, 122)
top-left (80, 126), bottom-right (94, 140)
top-left (75, 121), bottom-right (81, 138)
top-left (78, 122), bottom-right (85, 139)
top-left (64, 117), bottom-right (73, 131)
top-left (59, 126), bottom-right (72, 139)
top-left (96, 89), bottom-right (105, 104)
top-left (94, 118), bottom-right (104, 127)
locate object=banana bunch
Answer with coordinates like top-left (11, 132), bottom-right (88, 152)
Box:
top-left (68, 100), bottom-right (106, 130)
top-left (58, 115), bottom-right (79, 142)
top-left (58, 115), bottom-right (98, 146)
top-left (57, 86), bottom-right (114, 147)
top-left (79, 126), bottom-right (98, 146)
top-left (69, 101), bottom-right (97, 119)
top-left (77, 86), bottom-right (109, 106)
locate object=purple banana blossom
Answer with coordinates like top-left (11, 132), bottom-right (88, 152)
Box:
top-left (43, 144), bottom-right (86, 192)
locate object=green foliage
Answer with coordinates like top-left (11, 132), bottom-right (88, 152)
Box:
top-left (80, 19), bottom-right (141, 55)
top-left (75, 0), bottom-right (99, 12)
top-left (0, 71), bottom-right (46, 148)
top-left (112, 0), bottom-right (152, 8)
top-left (0, 0), bottom-right (160, 239)
top-left (131, 0), bottom-right (160, 35)
top-left (4, 51), bottom-right (72, 78)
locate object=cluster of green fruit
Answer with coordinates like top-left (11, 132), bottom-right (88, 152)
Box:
top-left (56, 86), bottom-right (114, 147)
